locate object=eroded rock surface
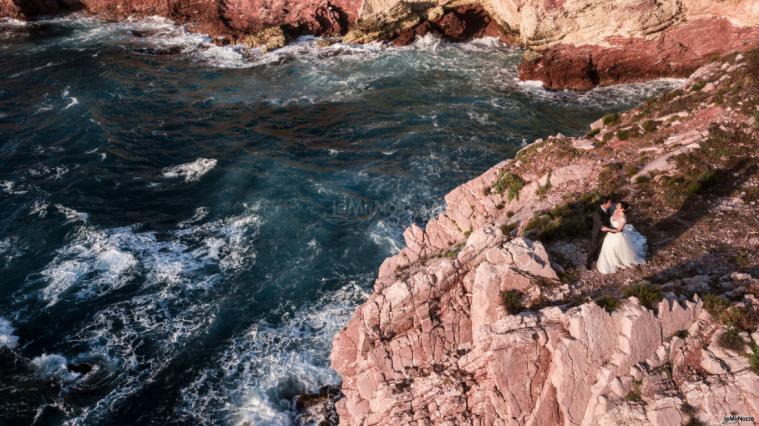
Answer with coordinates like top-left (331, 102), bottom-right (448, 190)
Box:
top-left (332, 230), bottom-right (758, 425)
top-left (331, 54), bottom-right (759, 424)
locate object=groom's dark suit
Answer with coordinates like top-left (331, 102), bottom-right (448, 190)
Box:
top-left (586, 206), bottom-right (612, 268)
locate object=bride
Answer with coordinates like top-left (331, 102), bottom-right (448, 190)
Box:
top-left (597, 202), bottom-right (647, 274)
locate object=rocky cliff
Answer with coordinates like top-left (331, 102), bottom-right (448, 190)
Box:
top-left (0, 0), bottom-right (363, 39)
top-left (4, 0), bottom-right (759, 88)
top-left (330, 50), bottom-right (759, 424)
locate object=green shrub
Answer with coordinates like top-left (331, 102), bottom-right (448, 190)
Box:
top-left (602, 113), bottom-right (620, 125)
top-left (685, 418), bottom-right (704, 426)
top-left (703, 294), bottom-right (730, 317)
top-left (717, 328), bottom-right (745, 351)
top-left (442, 243), bottom-right (465, 258)
top-left (675, 329), bottom-right (689, 339)
top-left (493, 172), bottom-right (526, 201)
top-left (595, 296), bottom-right (620, 313)
top-left (690, 80), bottom-right (706, 91)
top-left (625, 389), bottom-right (642, 402)
top-left (680, 402), bottom-right (695, 415)
top-left (597, 163), bottom-right (626, 199)
top-left (743, 186), bottom-right (759, 203)
top-left (495, 202), bottom-right (505, 210)
top-left (500, 222), bottom-right (517, 236)
top-left (525, 192), bottom-right (601, 242)
top-left (659, 165), bottom-right (718, 209)
top-left (586, 128), bottom-right (601, 138)
top-left (502, 290), bottom-right (524, 315)
top-left (748, 343), bottom-right (759, 375)
top-left (720, 306), bottom-right (759, 332)
top-left (625, 381), bottom-right (644, 403)
top-left (617, 129), bottom-right (631, 140)
top-left (515, 140), bottom-right (545, 162)
top-left (536, 173), bottom-right (552, 200)
top-left (623, 282), bottom-right (662, 311)
top-left (754, 110), bottom-right (759, 130)
top-left (642, 120), bottom-right (658, 133)
top-left (736, 253), bottom-right (750, 268)
top-left (559, 267), bottom-right (581, 285)
top-left (623, 161), bottom-right (645, 178)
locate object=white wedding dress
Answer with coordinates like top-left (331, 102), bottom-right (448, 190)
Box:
top-left (597, 213), bottom-right (647, 274)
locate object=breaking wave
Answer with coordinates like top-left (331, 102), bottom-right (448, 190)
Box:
top-left (4, 14), bottom-right (682, 108)
top-left (35, 204), bottom-right (260, 307)
top-left (162, 158), bottom-right (218, 183)
top-left (175, 282), bottom-right (368, 424)
top-left (0, 317), bottom-right (19, 349)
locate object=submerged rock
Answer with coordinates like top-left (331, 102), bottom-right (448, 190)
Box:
top-left (294, 385), bottom-right (342, 425)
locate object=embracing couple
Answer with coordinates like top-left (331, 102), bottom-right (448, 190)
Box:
top-left (586, 196), bottom-right (647, 274)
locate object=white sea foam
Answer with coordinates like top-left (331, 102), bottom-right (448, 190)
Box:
top-left (513, 76), bottom-right (685, 108)
top-left (178, 207), bottom-right (209, 228)
top-left (64, 97), bottom-right (79, 110)
top-left (410, 33), bottom-right (443, 50)
top-left (29, 200), bottom-right (49, 217)
top-left (32, 354), bottom-right (82, 382)
top-left (0, 18), bottom-right (27, 27)
top-left (0, 317), bottom-right (19, 349)
top-left (1, 180), bottom-right (27, 195)
top-left (29, 165), bottom-right (70, 179)
top-left (37, 204), bottom-right (260, 307)
top-left (55, 204), bottom-right (89, 223)
top-left (175, 282), bottom-right (368, 424)
top-left (0, 236), bottom-right (28, 270)
top-left (42, 205), bottom-right (261, 424)
top-left (467, 111), bottom-right (493, 125)
top-left (369, 220), bottom-right (403, 254)
top-left (39, 227), bottom-right (137, 306)
top-left (162, 158), bottom-right (217, 182)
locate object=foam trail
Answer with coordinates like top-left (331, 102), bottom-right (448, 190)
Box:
top-left (37, 205), bottom-right (260, 307)
top-left (0, 317), bottom-right (19, 349)
top-left (53, 207), bottom-right (261, 424)
top-left (55, 204), bottom-right (89, 223)
top-left (175, 282), bottom-right (368, 424)
top-left (163, 158), bottom-right (218, 183)
top-left (1, 180), bottom-right (27, 195)
top-left (31, 353), bottom-right (81, 382)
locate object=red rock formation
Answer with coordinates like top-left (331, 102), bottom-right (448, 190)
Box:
top-left (519, 19), bottom-right (759, 90)
top-left (5, 0), bottom-right (759, 90)
top-left (331, 54), bottom-right (759, 424)
top-left (0, 0), bottom-right (362, 38)
top-left (391, 4), bottom-right (515, 46)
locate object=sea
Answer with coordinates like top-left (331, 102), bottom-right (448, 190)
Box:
top-left (0, 15), bottom-right (682, 425)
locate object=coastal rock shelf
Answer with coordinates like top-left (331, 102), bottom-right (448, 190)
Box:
top-left (3, 0), bottom-right (759, 89)
top-left (331, 52), bottom-right (759, 424)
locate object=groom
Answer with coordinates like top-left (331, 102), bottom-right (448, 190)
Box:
top-left (586, 196), bottom-right (614, 269)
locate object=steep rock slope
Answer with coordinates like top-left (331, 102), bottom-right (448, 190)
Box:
top-left (331, 49), bottom-right (759, 425)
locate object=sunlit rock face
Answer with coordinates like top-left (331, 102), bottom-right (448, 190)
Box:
top-left (331, 54), bottom-right (759, 425)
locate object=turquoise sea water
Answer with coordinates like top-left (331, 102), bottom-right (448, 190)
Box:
top-left (0, 15), bottom-right (681, 425)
